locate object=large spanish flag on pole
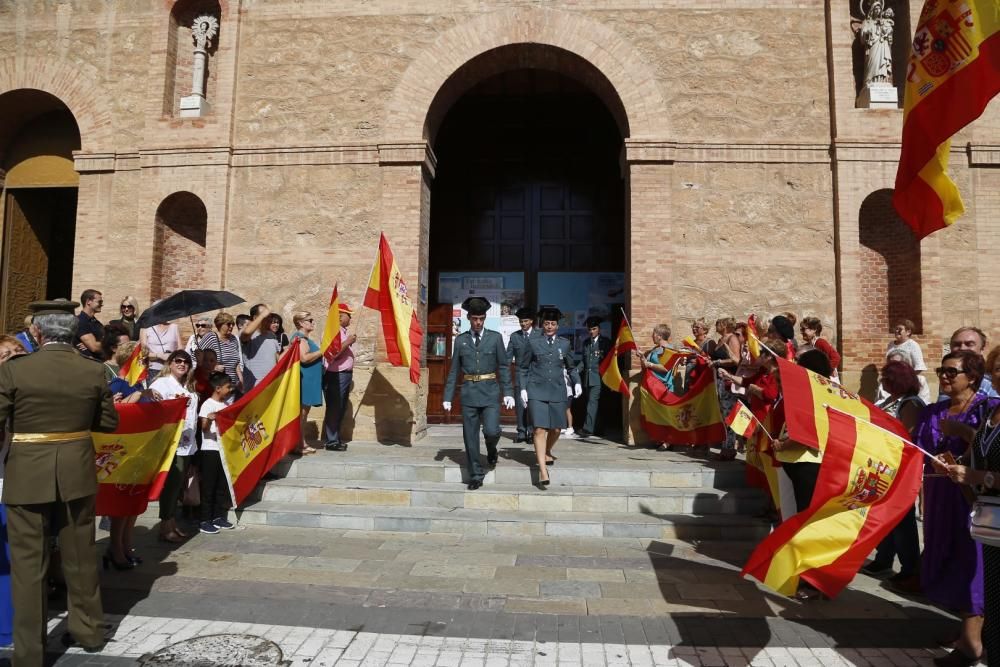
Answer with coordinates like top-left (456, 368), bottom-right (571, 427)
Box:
top-left (94, 398), bottom-right (187, 516)
top-left (319, 284), bottom-right (343, 363)
top-left (742, 408), bottom-right (922, 598)
top-left (216, 343), bottom-right (302, 506)
top-left (599, 322), bottom-right (637, 396)
top-left (639, 359), bottom-right (724, 446)
top-left (894, 1), bottom-right (1000, 238)
top-left (118, 343), bottom-right (148, 386)
top-left (364, 233), bottom-right (423, 384)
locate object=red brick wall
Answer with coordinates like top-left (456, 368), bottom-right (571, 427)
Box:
top-left (151, 192), bottom-right (207, 301)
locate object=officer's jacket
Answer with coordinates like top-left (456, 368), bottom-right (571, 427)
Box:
top-left (0, 342), bottom-right (119, 504)
top-left (505, 328), bottom-right (539, 366)
top-left (517, 334), bottom-right (581, 403)
top-left (444, 329), bottom-right (513, 408)
top-left (578, 335), bottom-right (612, 386)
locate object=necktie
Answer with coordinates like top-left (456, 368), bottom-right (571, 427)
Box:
top-left (473, 333), bottom-right (480, 347)
top-left (548, 337), bottom-right (554, 346)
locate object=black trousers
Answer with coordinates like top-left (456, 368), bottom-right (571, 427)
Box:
top-left (783, 462), bottom-right (821, 513)
top-left (198, 451), bottom-right (231, 522)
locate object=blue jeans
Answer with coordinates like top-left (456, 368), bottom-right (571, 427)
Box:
top-left (322, 370), bottom-right (353, 445)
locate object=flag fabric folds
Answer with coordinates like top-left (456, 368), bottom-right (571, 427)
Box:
top-left (639, 359), bottom-right (724, 446)
top-left (364, 233), bottom-right (424, 384)
top-left (216, 343), bottom-right (302, 506)
top-left (742, 408), bottom-right (922, 598)
top-left (725, 402), bottom-right (758, 439)
top-left (743, 408), bottom-right (783, 514)
top-left (599, 322), bottom-right (638, 397)
top-left (894, 1), bottom-right (1000, 238)
top-left (746, 315), bottom-right (761, 361)
top-left (118, 343), bottom-right (148, 386)
top-left (94, 398), bottom-right (187, 516)
top-left (320, 284), bottom-right (344, 364)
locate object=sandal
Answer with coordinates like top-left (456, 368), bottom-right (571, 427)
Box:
top-left (656, 443), bottom-right (670, 452)
top-left (158, 531), bottom-right (185, 544)
top-left (792, 586), bottom-right (826, 601)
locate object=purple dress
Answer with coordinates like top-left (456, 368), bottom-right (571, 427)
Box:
top-left (915, 396), bottom-right (996, 615)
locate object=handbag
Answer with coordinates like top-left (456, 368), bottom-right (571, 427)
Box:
top-left (182, 464), bottom-right (201, 507)
top-left (970, 494), bottom-right (1000, 548)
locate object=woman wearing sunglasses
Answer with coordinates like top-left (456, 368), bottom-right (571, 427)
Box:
top-left (109, 296), bottom-right (141, 341)
top-left (913, 350), bottom-right (995, 666)
top-left (148, 350), bottom-right (199, 543)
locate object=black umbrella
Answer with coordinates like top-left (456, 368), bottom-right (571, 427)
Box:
top-left (135, 290), bottom-right (245, 329)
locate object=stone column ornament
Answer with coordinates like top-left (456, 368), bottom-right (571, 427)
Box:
top-left (180, 14), bottom-right (219, 117)
top-left (853, 0), bottom-right (898, 108)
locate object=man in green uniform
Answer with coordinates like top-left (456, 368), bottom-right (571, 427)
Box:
top-left (576, 316), bottom-right (612, 438)
top-left (505, 307), bottom-right (538, 443)
top-left (0, 299), bottom-right (119, 665)
top-left (443, 297), bottom-right (514, 490)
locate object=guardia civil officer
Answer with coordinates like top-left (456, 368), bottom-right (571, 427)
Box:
top-left (576, 316), bottom-right (612, 438)
top-left (0, 299), bottom-right (119, 665)
top-left (517, 306), bottom-right (581, 488)
top-left (505, 307), bottom-right (539, 443)
top-left (443, 297), bottom-right (514, 490)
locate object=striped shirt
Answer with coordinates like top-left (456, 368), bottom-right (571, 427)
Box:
top-left (198, 331), bottom-right (241, 386)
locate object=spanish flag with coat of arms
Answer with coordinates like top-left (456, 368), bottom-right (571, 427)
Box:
top-left (364, 233), bottom-right (423, 384)
top-left (639, 355), bottom-right (724, 446)
top-left (94, 397), bottom-right (187, 516)
top-left (216, 343), bottom-right (302, 506)
top-left (894, 0), bottom-right (1000, 238)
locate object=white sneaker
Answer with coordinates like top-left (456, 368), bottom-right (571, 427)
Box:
top-left (564, 428), bottom-right (578, 439)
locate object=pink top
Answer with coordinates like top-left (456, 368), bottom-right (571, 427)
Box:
top-left (325, 327), bottom-right (354, 372)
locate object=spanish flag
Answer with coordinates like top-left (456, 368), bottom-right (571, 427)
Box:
top-left (320, 284), bottom-right (343, 363)
top-left (746, 315), bottom-right (761, 361)
top-left (725, 401), bottom-right (758, 439)
top-left (743, 408), bottom-right (783, 514)
top-left (94, 397), bottom-right (187, 516)
top-left (216, 343), bottom-right (302, 506)
top-left (894, 1), bottom-right (1000, 238)
top-left (639, 358), bottom-right (724, 446)
top-left (364, 233), bottom-right (423, 384)
top-left (599, 321), bottom-right (637, 396)
top-left (742, 407), bottom-right (922, 598)
top-left (118, 343), bottom-right (147, 386)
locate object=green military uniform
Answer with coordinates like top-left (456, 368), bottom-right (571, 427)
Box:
top-left (444, 299), bottom-right (513, 487)
top-left (0, 300), bottom-right (118, 666)
top-left (505, 307), bottom-right (538, 443)
top-left (576, 317), bottom-right (612, 436)
top-left (518, 329), bottom-right (580, 431)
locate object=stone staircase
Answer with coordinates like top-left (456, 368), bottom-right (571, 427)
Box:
top-left (237, 427), bottom-right (772, 542)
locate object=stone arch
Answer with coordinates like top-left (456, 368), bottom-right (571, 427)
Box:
top-left (384, 6), bottom-right (669, 141)
top-left (0, 57), bottom-right (113, 153)
top-left (151, 191), bottom-right (208, 300)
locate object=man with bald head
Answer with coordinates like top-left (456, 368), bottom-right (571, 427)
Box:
top-left (938, 326), bottom-right (999, 400)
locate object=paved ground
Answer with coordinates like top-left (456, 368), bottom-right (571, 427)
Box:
top-left (3, 521), bottom-right (970, 666)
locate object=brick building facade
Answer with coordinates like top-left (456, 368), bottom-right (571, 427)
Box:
top-left (1, 1), bottom-right (998, 442)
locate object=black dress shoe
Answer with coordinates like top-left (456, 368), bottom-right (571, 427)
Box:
top-left (487, 456), bottom-right (498, 468)
top-left (62, 633), bottom-right (105, 653)
top-left (468, 480), bottom-right (483, 490)
top-left (934, 648), bottom-right (983, 667)
top-left (579, 430), bottom-right (592, 438)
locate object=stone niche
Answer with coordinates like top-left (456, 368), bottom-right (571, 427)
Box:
top-left (851, 0), bottom-right (909, 109)
top-left (163, 0), bottom-right (221, 118)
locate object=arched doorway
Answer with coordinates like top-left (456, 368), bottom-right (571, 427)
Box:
top-left (425, 48), bottom-right (626, 437)
top-left (0, 89), bottom-right (81, 332)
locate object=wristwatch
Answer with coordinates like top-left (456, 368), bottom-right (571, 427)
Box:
top-left (985, 471), bottom-right (996, 490)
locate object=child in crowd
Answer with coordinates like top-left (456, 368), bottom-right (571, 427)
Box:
top-left (198, 372), bottom-right (236, 534)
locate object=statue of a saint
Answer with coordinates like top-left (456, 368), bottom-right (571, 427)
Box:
top-left (854, 0), bottom-right (895, 86)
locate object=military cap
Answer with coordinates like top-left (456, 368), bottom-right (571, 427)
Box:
top-left (538, 306), bottom-right (562, 323)
top-left (515, 307), bottom-right (535, 320)
top-left (29, 298), bottom-right (79, 315)
top-left (585, 316), bottom-right (603, 328)
top-left (462, 296), bottom-right (491, 316)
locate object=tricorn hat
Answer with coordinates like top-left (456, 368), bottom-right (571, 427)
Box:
top-left (584, 316), bottom-right (603, 328)
top-left (462, 296), bottom-right (491, 316)
top-left (538, 306), bottom-right (562, 323)
top-left (515, 307), bottom-right (535, 320)
top-left (29, 298), bottom-right (79, 316)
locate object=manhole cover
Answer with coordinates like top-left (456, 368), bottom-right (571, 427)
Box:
top-left (139, 634), bottom-right (284, 666)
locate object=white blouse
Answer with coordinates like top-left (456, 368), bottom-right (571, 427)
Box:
top-left (148, 375), bottom-right (199, 457)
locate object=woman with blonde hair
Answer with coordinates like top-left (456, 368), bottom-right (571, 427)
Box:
top-left (290, 311), bottom-right (326, 455)
top-left (109, 296), bottom-right (140, 341)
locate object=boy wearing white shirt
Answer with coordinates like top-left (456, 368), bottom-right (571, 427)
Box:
top-left (198, 373), bottom-right (235, 534)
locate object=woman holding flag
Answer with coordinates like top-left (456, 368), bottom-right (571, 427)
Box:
top-left (291, 311), bottom-right (326, 455)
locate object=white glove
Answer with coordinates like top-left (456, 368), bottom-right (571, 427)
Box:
top-left (520, 389), bottom-right (528, 407)
top-left (443, 401), bottom-right (452, 412)
top-left (503, 396), bottom-right (515, 410)
top-left (566, 384), bottom-right (573, 397)
top-left (573, 384), bottom-right (583, 398)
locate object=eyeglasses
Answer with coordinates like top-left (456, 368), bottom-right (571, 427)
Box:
top-left (171, 359), bottom-right (190, 366)
top-left (935, 367), bottom-right (966, 379)
top-left (121, 305), bottom-right (134, 310)
top-left (196, 323), bottom-right (210, 328)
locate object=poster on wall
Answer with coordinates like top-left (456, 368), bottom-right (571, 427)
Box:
top-left (538, 272), bottom-right (625, 360)
top-left (439, 272), bottom-right (526, 349)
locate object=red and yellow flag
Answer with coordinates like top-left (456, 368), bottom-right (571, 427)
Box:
top-left (725, 401), bottom-right (758, 439)
top-left (746, 315), bottom-right (761, 361)
top-left (216, 343), bottom-right (302, 506)
top-left (94, 398), bottom-right (187, 516)
top-left (363, 233), bottom-right (423, 384)
top-left (742, 408), bottom-right (922, 598)
top-left (320, 284), bottom-right (344, 364)
top-left (894, 1), bottom-right (1000, 238)
top-left (639, 359), bottom-right (724, 446)
top-left (118, 343), bottom-right (148, 386)
top-left (744, 408), bottom-right (783, 514)
top-left (599, 321), bottom-right (638, 396)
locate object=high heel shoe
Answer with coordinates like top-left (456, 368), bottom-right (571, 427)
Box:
top-left (126, 549), bottom-right (143, 565)
top-left (537, 468), bottom-right (551, 488)
top-left (102, 550), bottom-right (135, 571)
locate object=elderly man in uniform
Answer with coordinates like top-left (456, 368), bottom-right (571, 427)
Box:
top-left (576, 316), bottom-right (611, 438)
top-left (0, 299), bottom-right (119, 665)
top-left (518, 306), bottom-right (581, 488)
top-left (443, 297), bottom-right (515, 490)
top-left (505, 307), bottom-right (538, 443)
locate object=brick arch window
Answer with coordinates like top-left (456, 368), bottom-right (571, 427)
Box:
top-left (152, 192), bottom-right (207, 300)
top-left (858, 188), bottom-right (922, 339)
top-left (163, 0), bottom-right (221, 117)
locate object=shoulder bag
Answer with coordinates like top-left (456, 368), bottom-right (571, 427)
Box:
top-left (971, 495), bottom-right (1000, 548)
